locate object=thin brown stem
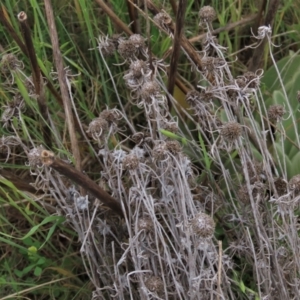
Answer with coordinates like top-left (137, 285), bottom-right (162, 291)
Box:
top-left (126, 0), bottom-right (140, 34)
top-left (167, 0), bottom-right (187, 108)
top-left (17, 11), bottom-right (52, 148)
top-left (188, 14), bottom-right (257, 43)
top-left (44, 0), bottom-right (82, 173)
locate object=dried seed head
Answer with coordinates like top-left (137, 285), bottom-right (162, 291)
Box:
top-left (201, 35), bottom-right (218, 50)
top-left (191, 212), bottom-right (215, 238)
top-left (274, 177), bottom-right (287, 196)
top-left (0, 53), bottom-right (23, 74)
top-left (117, 39), bottom-right (138, 60)
top-left (139, 81), bottom-right (160, 102)
top-left (122, 154), bottom-right (139, 170)
top-left (220, 121), bottom-right (242, 142)
top-left (27, 147), bottom-right (44, 167)
top-left (199, 6), bottom-right (217, 24)
top-left (99, 109), bottom-right (120, 124)
top-left (87, 118), bottom-right (108, 140)
top-left (152, 141), bottom-right (168, 160)
top-left (246, 161), bottom-right (265, 184)
top-left (137, 216), bottom-right (153, 231)
top-left (129, 34), bottom-right (146, 49)
top-left (144, 276), bottom-right (164, 294)
top-left (97, 36), bottom-right (116, 57)
top-left (201, 57), bottom-right (225, 74)
top-left (153, 11), bottom-right (173, 31)
top-left (166, 140), bottom-right (181, 155)
top-left (132, 132), bottom-right (145, 145)
top-left (289, 174), bottom-right (300, 195)
top-left (267, 105), bottom-right (286, 123)
top-left (129, 60), bottom-right (149, 78)
top-left (24, 76), bottom-right (36, 97)
top-left (237, 183), bottom-right (265, 204)
top-left (243, 71), bottom-right (260, 89)
top-left (186, 90), bottom-right (201, 106)
top-left (163, 121), bottom-right (178, 133)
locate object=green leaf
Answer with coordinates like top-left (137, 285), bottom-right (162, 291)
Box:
top-left (34, 266), bottom-right (43, 276)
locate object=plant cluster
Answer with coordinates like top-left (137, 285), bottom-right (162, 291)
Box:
top-left (1, 1), bottom-right (300, 300)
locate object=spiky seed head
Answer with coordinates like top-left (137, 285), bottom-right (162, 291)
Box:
top-left (246, 161), bottom-right (265, 184)
top-left (0, 53), bottom-right (23, 74)
top-left (186, 90), bottom-right (201, 106)
top-left (98, 37), bottom-right (116, 57)
top-left (274, 177), bottom-right (287, 196)
top-left (99, 109), bottom-right (120, 124)
top-left (152, 141), bottom-right (167, 160)
top-left (122, 154), bottom-right (139, 170)
top-left (237, 184), bottom-right (264, 204)
top-left (153, 11), bottom-right (172, 29)
top-left (166, 140), bottom-right (181, 155)
top-left (267, 105), bottom-right (286, 123)
top-left (137, 216), bottom-right (153, 231)
top-left (129, 60), bottom-right (149, 78)
top-left (139, 81), bottom-right (160, 102)
top-left (144, 276), bottom-right (164, 294)
top-left (243, 71), bottom-right (260, 89)
top-left (199, 6), bottom-right (217, 24)
top-left (132, 132), bottom-right (145, 145)
top-left (117, 39), bottom-right (138, 60)
top-left (129, 34), bottom-right (146, 49)
top-left (87, 118), bottom-right (108, 139)
top-left (220, 121), bottom-right (242, 142)
top-left (288, 174), bottom-right (300, 195)
top-left (191, 212), bottom-right (215, 238)
top-left (27, 146), bottom-right (44, 167)
top-left (163, 121), bottom-right (178, 133)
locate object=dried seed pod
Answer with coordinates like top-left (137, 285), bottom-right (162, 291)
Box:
top-left (87, 117), bottom-right (108, 140)
top-left (289, 174), bottom-right (300, 195)
top-left (152, 141), bottom-right (168, 160)
top-left (153, 11), bottom-right (173, 32)
top-left (190, 212), bottom-right (215, 238)
top-left (122, 154), bottom-right (139, 170)
top-left (137, 216), bottom-right (153, 232)
top-left (97, 36), bottom-right (116, 57)
top-left (99, 109), bottom-right (120, 124)
top-left (0, 53), bottom-right (23, 74)
top-left (273, 177), bottom-right (287, 196)
top-left (144, 276), bottom-right (164, 295)
top-left (27, 146), bottom-right (44, 167)
top-left (129, 34), bottom-right (146, 49)
top-left (166, 140), bottom-right (181, 155)
top-left (139, 81), bottom-right (160, 102)
top-left (129, 60), bottom-right (149, 78)
top-left (267, 105), bottom-right (286, 123)
top-left (117, 39), bottom-right (138, 60)
top-left (242, 71), bottom-right (260, 89)
top-left (199, 6), bottom-right (217, 24)
top-left (186, 90), bottom-right (201, 106)
top-left (220, 121), bottom-right (242, 142)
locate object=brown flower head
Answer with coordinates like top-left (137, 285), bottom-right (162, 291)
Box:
top-left (118, 39), bottom-right (138, 60)
top-left (199, 6), bottom-right (217, 24)
top-left (144, 276), bottom-right (164, 295)
top-left (220, 121), bottom-right (242, 142)
top-left (191, 212), bottom-right (215, 238)
top-left (267, 105), bottom-right (286, 123)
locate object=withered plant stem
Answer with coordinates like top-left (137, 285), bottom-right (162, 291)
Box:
top-left (167, 0), bottom-right (187, 108)
top-left (188, 14), bottom-right (257, 43)
top-left (44, 0), bottom-right (82, 174)
top-left (248, 0), bottom-right (280, 72)
top-left (40, 150), bottom-right (124, 217)
top-left (126, 0), bottom-right (140, 34)
top-left (94, 0), bottom-right (133, 36)
top-left (0, 5), bottom-right (81, 133)
top-left (17, 11), bottom-right (52, 148)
